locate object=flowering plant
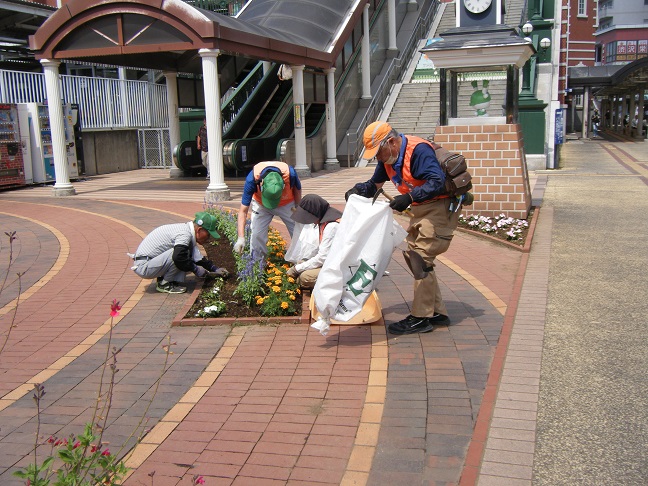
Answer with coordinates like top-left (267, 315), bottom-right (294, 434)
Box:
top-left (458, 213), bottom-right (529, 243)
top-left (203, 208), bottom-right (301, 317)
top-left (195, 278), bottom-right (227, 317)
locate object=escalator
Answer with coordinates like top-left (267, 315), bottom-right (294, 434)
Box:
top-left (175, 61), bottom-right (284, 174)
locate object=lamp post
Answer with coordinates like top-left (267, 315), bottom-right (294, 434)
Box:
top-left (519, 22), bottom-right (550, 100)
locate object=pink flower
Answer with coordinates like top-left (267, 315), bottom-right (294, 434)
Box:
top-left (47, 436), bottom-right (55, 444)
top-left (91, 445), bottom-right (98, 453)
top-left (102, 448), bottom-right (111, 456)
top-left (73, 441), bottom-right (81, 449)
top-left (193, 476), bottom-right (205, 485)
top-left (110, 299), bottom-right (121, 317)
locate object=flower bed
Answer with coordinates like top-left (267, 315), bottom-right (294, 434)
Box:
top-left (458, 209), bottom-right (535, 248)
top-left (175, 207), bottom-right (307, 326)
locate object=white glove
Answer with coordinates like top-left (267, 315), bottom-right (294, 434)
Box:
top-left (194, 265), bottom-right (206, 277)
top-left (233, 236), bottom-right (246, 254)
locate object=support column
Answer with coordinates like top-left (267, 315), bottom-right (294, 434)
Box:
top-left (582, 86), bottom-right (590, 139)
top-left (361, 4), bottom-right (371, 101)
top-left (200, 48), bottom-right (230, 201)
top-left (620, 94), bottom-right (628, 135)
top-left (262, 61), bottom-right (272, 75)
top-left (41, 59), bottom-right (75, 196)
top-left (164, 71), bottom-right (183, 178)
top-left (613, 96), bottom-right (620, 131)
top-left (291, 65), bottom-right (310, 177)
top-left (628, 91), bottom-right (637, 138)
top-left (387, 0), bottom-right (397, 57)
top-left (324, 68), bottom-right (339, 170)
top-left (641, 87), bottom-right (648, 140)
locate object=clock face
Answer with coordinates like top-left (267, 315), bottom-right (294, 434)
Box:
top-left (464, 0), bottom-right (493, 14)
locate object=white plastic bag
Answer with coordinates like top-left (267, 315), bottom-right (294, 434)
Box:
top-left (312, 195), bottom-right (407, 331)
top-left (285, 223), bottom-right (319, 263)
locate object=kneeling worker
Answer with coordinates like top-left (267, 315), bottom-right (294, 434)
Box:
top-left (130, 211), bottom-right (229, 294)
top-left (287, 194), bottom-right (342, 290)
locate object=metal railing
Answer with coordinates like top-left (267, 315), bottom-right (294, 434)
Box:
top-left (0, 68), bottom-right (169, 130)
top-left (346, 0), bottom-right (440, 167)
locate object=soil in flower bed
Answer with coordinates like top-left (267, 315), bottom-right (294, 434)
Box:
top-left (186, 238), bottom-right (302, 319)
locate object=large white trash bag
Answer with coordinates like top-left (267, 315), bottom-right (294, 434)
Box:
top-left (285, 222), bottom-right (319, 264)
top-left (311, 195), bottom-right (407, 335)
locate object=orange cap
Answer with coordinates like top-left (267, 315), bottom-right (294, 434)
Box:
top-left (362, 121), bottom-right (393, 159)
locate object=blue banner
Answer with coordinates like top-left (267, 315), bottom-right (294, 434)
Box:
top-left (555, 109), bottom-right (564, 145)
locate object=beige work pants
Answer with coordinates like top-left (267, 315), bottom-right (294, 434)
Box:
top-left (407, 197), bottom-right (459, 317)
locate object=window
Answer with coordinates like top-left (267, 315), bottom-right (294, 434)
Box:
top-left (578, 0), bottom-right (587, 16)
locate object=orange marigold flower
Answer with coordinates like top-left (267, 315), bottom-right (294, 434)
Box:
top-left (296, 288), bottom-right (301, 294)
top-left (289, 295), bottom-right (296, 301)
top-left (272, 286), bottom-right (281, 293)
top-left (281, 302), bottom-right (289, 309)
top-left (287, 277), bottom-right (295, 284)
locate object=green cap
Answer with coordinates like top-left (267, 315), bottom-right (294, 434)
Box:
top-left (261, 171), bottom-right (285, 209)
top-left (194, 212), bottom-right (220, 239)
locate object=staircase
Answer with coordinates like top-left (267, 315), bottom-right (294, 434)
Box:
top-left (382, 0), bottom-right (526, 143)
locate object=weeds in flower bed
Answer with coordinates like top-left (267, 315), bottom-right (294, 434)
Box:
top-left (458, 212), bottom-right (530, 244)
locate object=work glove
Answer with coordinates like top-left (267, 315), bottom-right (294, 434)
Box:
top-left (194, 265), bottom-right (206, 277)
top-left (344, 181), bottom-right (377, 201)
top-left (197, 257), bottom-right (218, 272)
top-left (206, 267), bottom-right (229, 279)
top-left (286, 266), bottom-right (300, 278)
top-left (389, 193), bottom-right (413, 212)
top-left (344, 187), bottom-right (362, 201)
top-left (233, 236), bottom-right (246, 255)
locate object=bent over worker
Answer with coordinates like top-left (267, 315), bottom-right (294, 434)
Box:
top-left (286, 194), bottom-right (342, 290)
top-left (345, 121), bottom-right (465, 335)
top-left (234, 161), bottom-right (302, 260)
top-left (130, 211), bottom-right (228, 294)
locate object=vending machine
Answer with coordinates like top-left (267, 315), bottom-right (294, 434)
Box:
top-left (17, 103), bottom-right (79, 184)
top-left (0, 103), bottom-right (27, 189)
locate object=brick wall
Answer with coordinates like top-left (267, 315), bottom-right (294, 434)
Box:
top-left (434, 123), bottom-right (532, 220)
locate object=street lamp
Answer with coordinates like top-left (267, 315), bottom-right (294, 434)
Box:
top-left (519, 23), bottom-right (551, 99)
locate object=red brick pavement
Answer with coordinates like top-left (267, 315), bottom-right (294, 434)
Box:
top-left (0, 170), bottom-right (529, 485)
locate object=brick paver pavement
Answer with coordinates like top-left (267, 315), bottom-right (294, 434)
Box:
top-left (0, 164), bottom-right (534, 485)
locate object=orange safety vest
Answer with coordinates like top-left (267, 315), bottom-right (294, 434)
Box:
top-left (384, 135), bottom-right (447, 205)
top-left (252, 162), bottom-right (295, 207)
top-left (318, 220), bottom-right (340, 242)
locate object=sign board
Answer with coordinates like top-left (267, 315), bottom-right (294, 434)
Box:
top-left (555, 109), bottom-right (564, 145)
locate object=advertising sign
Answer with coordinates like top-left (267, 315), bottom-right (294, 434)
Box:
top-left (555, 109), bottom-right (564, 146)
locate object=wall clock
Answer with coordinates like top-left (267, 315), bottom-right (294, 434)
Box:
top-left (456, 0), bottom-right (502, 28)
top-left (464, 0), bottom-right (492, 15)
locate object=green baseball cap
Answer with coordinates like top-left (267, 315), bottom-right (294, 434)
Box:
top-left (261, 172), bottom-right (285, 209)
top-left (194, 212), bottom-right (220, 239)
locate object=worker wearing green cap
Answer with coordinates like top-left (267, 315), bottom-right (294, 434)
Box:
top-left (234, 161), bottom-right (302, 260)
top-left (129, 211), bottom-right (229, 294)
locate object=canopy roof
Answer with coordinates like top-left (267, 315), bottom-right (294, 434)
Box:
top-left (29, 0), bottom-right (366, 71)
top-left (568, 57), bottom-right (648, 96)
